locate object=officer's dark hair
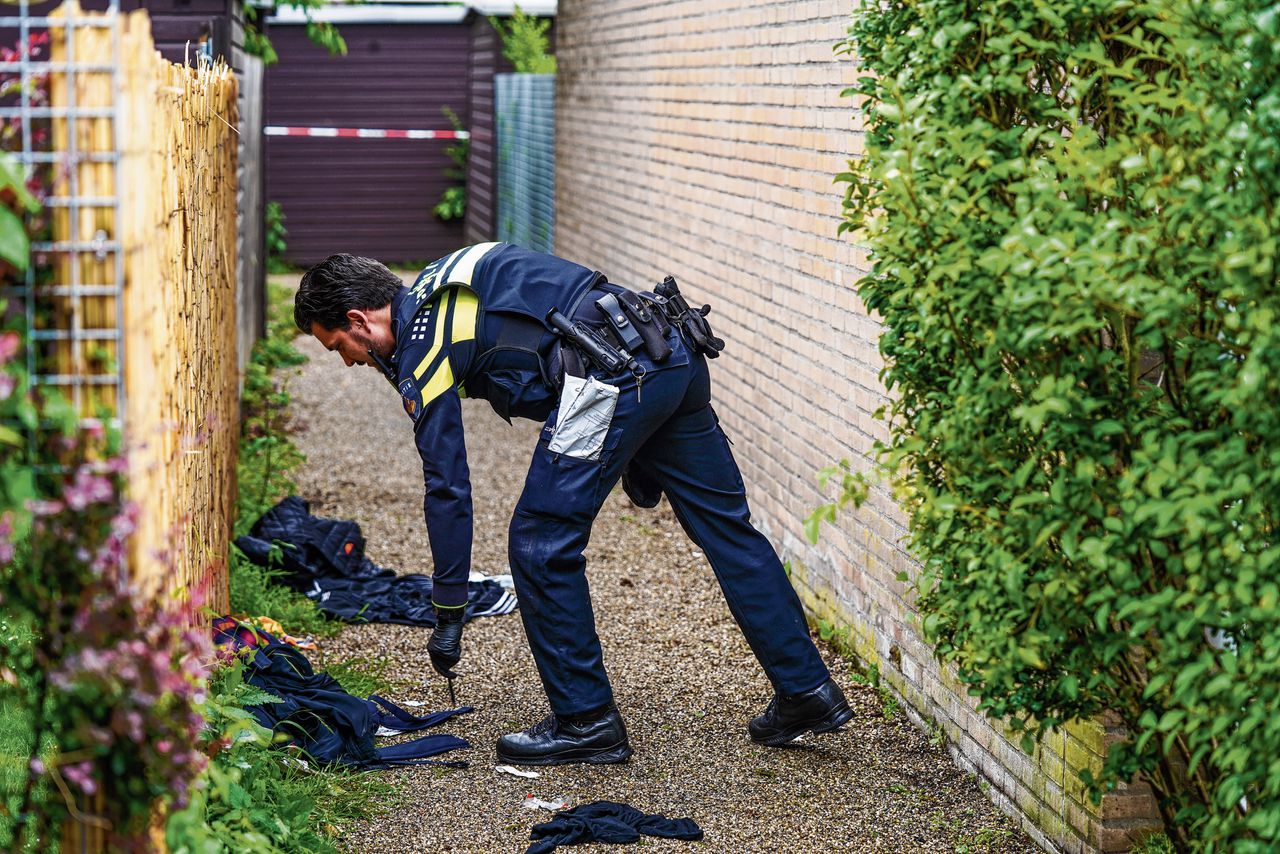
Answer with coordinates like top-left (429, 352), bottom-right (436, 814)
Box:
top-left (294, 254), bottom-right (403, 333)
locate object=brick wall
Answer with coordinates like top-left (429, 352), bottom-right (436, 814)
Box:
top-left (554, 1), bottom-right (1160, 852)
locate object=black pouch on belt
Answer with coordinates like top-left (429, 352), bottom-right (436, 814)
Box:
top-left (594, 292), bottom-right (645, 355)
top-left (611, 290), bottom-right (673, 363)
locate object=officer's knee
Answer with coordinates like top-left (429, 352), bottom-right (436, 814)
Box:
top-left (508, 510), bottom-right (540, 569)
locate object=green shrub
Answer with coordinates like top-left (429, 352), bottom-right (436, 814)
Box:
top-left (433, 107), bottom-right (469, 222)
top-left (237, 281), bottom-right (306, 534)
top-left (244, 0), bottom-right (346, 66)
top-left (837, 1), bottom-right (1278, 850)
top-left (490, 5), bottom-right (556, 74)
top-left (265, 202), bottom-right (291, 275)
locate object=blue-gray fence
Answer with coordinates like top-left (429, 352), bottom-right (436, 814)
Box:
top-left (495, 73), bottom-right (555, 254)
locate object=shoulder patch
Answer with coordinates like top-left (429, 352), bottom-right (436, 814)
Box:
top-left (398, 378), bottom-right (422, 421)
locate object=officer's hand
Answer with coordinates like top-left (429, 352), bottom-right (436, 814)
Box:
top-left (427, 606), bottom-right (464, 678)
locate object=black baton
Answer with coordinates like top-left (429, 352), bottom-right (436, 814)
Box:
top-left (546, 308), bottom-right (630, 375)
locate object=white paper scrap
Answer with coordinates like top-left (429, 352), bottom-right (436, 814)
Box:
top-left (495, 764), bottom-right (540, 779)
top-left (523, 795), bottom-right (569, 811)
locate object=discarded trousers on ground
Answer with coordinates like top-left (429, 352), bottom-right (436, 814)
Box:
top-left (235, 496), bottom-right (516, 627)
top-left (526, 800), bottom-right (704, 854)
top-left (213, 616), bottom-right (472, 768)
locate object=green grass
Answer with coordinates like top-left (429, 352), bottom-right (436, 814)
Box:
top-left (323, 657), bottom-right (399, 700)
top-left (0, 619), bottom-right (46, 853)
top-left (1130, 834), bottom-right (1176, 854)
top-left (228, 547), bottom-right (340, 639)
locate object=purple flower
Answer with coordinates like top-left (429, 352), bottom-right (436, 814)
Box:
top-left (0, 513), bottom-right (12, 564)
top-left (64, 468), bottom-right (114, 511)
top-left (29, 758), bottom-right (44, 775)
top-left (62, 761), bottom-right (97, 795)
top-left (124, 709), bottom-right (144, 743)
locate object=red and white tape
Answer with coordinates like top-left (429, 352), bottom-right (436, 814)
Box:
top-left (265, 125), bottom-right (470, 140)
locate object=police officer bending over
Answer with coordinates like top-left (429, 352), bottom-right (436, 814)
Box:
top-left (294, 242), bottom-right (851, 765)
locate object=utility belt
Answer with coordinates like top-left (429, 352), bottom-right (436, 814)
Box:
top-left (548, 276), bottom-right (726, 379)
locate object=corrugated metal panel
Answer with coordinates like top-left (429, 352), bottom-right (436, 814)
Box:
top-left (264, 23), bottom-right (469, 266)
top-left (495, 72), bottom-right (554, 253)
top-left (3, 0), bottom-right (233, 65)
top-left (237, 54), bottom-right (265, 373)
top-left (462, 13), bottom-right (512, 245)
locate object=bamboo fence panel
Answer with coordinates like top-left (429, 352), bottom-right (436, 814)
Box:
top-left (49, 1), bottom-right (239, 615)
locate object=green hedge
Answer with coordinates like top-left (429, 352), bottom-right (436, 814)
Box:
top-left (840, 1), bottom-right (1278, 850)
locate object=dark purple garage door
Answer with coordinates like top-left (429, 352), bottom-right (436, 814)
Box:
top-left (265, 21), bottom-right (470, 266)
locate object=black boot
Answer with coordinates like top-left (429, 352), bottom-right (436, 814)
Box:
top-left (748, 679), bottom-right (854, 747)
top-left (496, 706), bottom-right (633, 766)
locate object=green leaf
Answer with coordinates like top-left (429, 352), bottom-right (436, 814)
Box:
top-left (0, 206), bottom-right (30, 272)
top-left (0, 422), bottom-right (23, 446)
top-left (0, 152), bottom-right (39, 212)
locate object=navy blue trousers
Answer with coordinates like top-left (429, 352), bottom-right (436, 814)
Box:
top-left (508, 330), bottom-right (830, 717)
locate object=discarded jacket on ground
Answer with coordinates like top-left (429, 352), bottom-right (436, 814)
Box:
top-left (213, 616), bottom-right (472, 769)
top-left (526, 800), bottom-right (704, 854)
top-left (235, 496), bottom-right (516, 627)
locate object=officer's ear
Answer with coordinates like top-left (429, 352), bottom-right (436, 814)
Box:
top-left (345, 308), bottom-right (371, 332)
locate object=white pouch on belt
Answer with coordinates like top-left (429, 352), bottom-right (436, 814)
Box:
top-left (549, 374), bottom-right (619, 461)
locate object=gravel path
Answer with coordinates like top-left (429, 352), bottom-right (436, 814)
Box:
top-left (280, 277), bottom-right (1039, 854)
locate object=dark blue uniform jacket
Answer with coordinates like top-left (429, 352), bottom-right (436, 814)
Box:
top-left (385, 243), bottom-right (601, 608)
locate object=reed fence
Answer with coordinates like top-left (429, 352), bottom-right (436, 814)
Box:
top-left (48, 0), bottom-right (239, 615)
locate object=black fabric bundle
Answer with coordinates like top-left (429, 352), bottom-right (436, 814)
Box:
top-left (214, 617), bottom-right (471, 768)
top-left (526, 800), bottom-right (704, 853)
top-left (235, 496), bottom-right (515, 627)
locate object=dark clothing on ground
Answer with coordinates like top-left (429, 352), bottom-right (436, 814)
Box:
top-left (235, 496), bottom-right (514, 627)
top-left (212, 616), bottom-right (471, 768)
top-left (525, 800), bottom-right (704, 854)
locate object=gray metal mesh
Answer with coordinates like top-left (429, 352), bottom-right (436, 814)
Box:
top-left (0, 0), bottom-right (124, 430)
top-left (494, 72), bottom-right (555, 254)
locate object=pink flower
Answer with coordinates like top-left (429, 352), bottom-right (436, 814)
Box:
top-left (27, 499), bottom-right (62, 516)
top-left (0, 373), bottom-right (14, 401)
top-left (0, 331), bottom-right (19, 363)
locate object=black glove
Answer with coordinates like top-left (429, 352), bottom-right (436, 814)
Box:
top-left (428, 606), bottom-right (465, 678)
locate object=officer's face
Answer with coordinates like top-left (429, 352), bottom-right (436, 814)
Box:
top-left (311, 321), bottom-right (379, 369)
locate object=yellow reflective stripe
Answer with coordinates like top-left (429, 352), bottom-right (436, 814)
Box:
top-left (451, 289), bottom-right (478, 342)
top-left (412, 290), bottom-right (453, 380)
top-left (446, 242), bottom-right (500, 287)
top-left (419, 360), bottom-right (455, 406)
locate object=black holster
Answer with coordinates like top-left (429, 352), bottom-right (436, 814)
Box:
top-left (650, 276), bottom-right (725, 359)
